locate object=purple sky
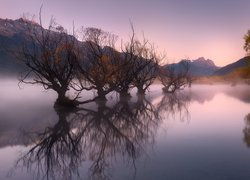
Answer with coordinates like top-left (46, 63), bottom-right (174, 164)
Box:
top-left (1, 0), bottom-right (250, 66)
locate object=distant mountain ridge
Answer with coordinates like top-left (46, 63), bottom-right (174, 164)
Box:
top-left (0, 18), bottom-right (42, 75)
top-left (164, 57), bottom-right (220, 77)
top-left (0, 18), bottom-right (249, 80)
top-left (0, 18), bottom-right (157, 76)
top-left (213, 56), bottom-right (250, 76)
top-left (0, 18), bottom-right (40, 36)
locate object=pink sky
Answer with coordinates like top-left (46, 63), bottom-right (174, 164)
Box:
top-left (1, 0), bottom-right (250, 66)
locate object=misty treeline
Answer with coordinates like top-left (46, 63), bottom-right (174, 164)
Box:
top-left (12, 16), bottom-right (191, 107)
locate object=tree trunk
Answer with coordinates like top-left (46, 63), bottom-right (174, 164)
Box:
top-left (162, 84), bottom-right (176, 93)
top-left (119, 86), bottom-right (131, 98)
top-left (97, 88), bottom-right (107, 100)
top-left (55, 89), bottom-right (79, 107)
top-left (137, 86), bottom-right (146, 95)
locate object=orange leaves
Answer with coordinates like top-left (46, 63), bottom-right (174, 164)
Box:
top-left (55, 43), bottom-right (76, 64)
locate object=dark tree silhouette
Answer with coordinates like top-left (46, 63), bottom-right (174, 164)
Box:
top-left (244, 30), bottom-right (250, 55)
top-left (16, 15), bottom-right (81, 107)
top-left (113, 27), bottom-right (160, 97)
top-left (132, 49), bottom-right (161, 95)
top-left (76, 27), bottom-right (120, 100)
top-left (11, 13), bottom-right (166, 105)
top-left (160, 60), bottom-right (191, 93)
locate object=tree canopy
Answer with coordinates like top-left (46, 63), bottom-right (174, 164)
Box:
top-left (244, 30), bottom-right (250, 55)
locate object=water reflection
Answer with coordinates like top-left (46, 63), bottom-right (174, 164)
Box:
top-left (4, 84), bottom-right (250, 179)
top-left (225, 87), bottom-right (250, 104)
top-left (16, 108), bottom-right (82, 180)
top-left (0, 85), bottom-right (250, 180)
top-left (156, 92), bottom-right (190, 122)
top-left (243, 113), bottom-right (250, 148)
top-left (15, 96), bottom-right (165, 180)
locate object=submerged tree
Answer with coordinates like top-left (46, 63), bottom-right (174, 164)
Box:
top-left (160, 60), bottom-right (191, 93)
top-left (16, 15), bottom-right (81, 107)
top-left (76, 27), bottom-right (120, 100)
top-left (132, 44), bottom-right (161, 95)
top-left (244, 30), bottom-right (250, 55)
top-left (12, 12), bottom-right (165, 105)
top-left (112, 27), bottom-right (160, 97)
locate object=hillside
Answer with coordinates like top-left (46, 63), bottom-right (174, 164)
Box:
top-left (164, 57), bottom-right (220, 77)
top-left (0, 18), bottom-right (249, 81)
top-left (214, 56), bottom-right (250, 76)
top-left (0, 18), bottom-right (41, 76)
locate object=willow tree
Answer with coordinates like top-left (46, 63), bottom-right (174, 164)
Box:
top-left (112, 27), bottom-right (160, 97)
top-left (244, 30), bottom-right (250, 55)
top-left (17, 16), bottom-right (81, 107)
top-left (242, 30), bottom-right (250, 79)
top-left (132, 46), bottom-right (161, 95)
top-left (160, 60), bottom-right (191, 93)
top-left (76, 27), bottom-right (120, 100)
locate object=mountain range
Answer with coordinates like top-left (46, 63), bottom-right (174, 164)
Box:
top-left (0, 18), bottom-right (249, 79)
top-left (0, 18), bottom-right (37, 76)
top-left (164, 57), bottom-right (220, 77)
top-left (213, 56), bottom-right (250, 76)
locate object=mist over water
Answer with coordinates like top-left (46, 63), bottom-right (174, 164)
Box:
top-left (1, 79), bottom-right (250, 180)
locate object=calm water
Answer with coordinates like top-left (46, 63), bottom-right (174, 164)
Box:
top-left (1, 79), bottom-right (250, 180)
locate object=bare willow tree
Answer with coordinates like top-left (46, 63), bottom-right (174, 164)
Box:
top-left (14, 14), bottom-right (165, 104)
top-left (132, 44), bottom-right (161, 94)
top-left (244, 30), bottom-right (250, 55)
top-left (76, 27), bottom-right (119, 100)
top-left (160, 60), bottom-right (191, 93)
top-left (112, 27), bottom-right (159, 97)
top-left (76, 26), bottom-right (160, 98)
top-left (16, 15), bottom-right (81, 107)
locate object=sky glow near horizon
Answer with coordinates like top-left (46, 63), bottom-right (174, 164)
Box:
top-left (1, 0), bottom-right (250, 66)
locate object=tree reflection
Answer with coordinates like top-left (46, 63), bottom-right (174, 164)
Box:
top-left (156, 92), bottom-right (190, 122)
top-left (243, 113), bottom-right (250, 148)
top-left (82, 97), bottom-right (160, 179)
top-left (15, 93), bottom-right (191, 179)
top-left (16, 96), bottom-right (160, 180)
top-left (17, 107), bottom-right (84, 179)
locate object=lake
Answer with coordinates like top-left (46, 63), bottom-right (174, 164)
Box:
top-left (1, 79), bottom-right (250, 180)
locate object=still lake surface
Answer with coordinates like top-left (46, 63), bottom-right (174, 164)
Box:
top-left (1, 79), bottom-right (250, 180)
